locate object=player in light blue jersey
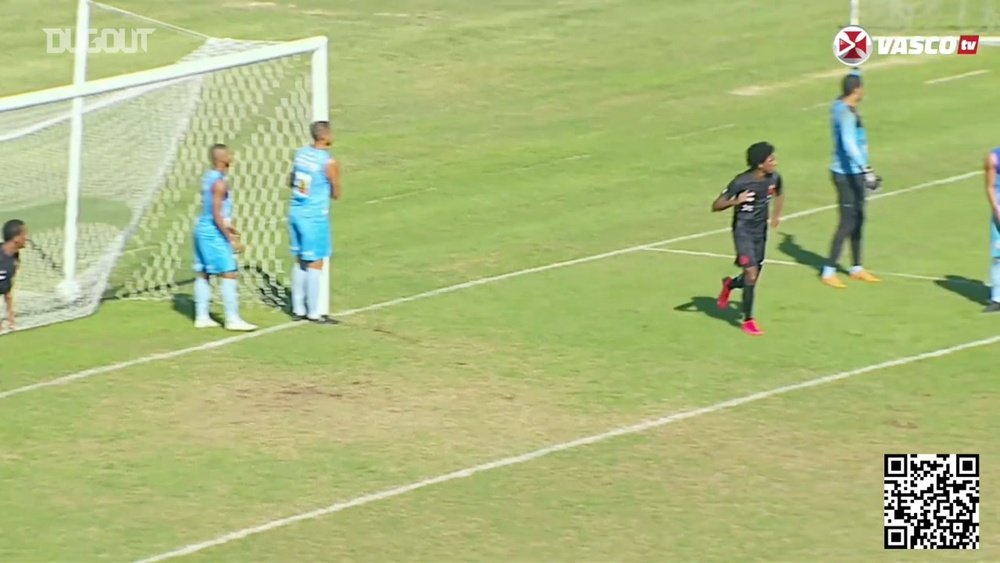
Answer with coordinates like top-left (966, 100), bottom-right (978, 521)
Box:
top-left (984, 148), bottom-right (1000, 312)
top-left (288, 121), bottom-right (340, 324)
top-left (192, 144), bottom-right (257, 331)
top-left (821, 70), bottom-right (883, 289)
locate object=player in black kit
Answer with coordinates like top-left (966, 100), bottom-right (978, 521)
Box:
top-left (710, 142), bottom-right (783, 336)
top-left (1, 219), bottom-right (27, 332)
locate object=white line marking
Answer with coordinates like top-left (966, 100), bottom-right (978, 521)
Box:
top-left (643, 247), bottom-right (955, 283)
top-left (135, 331), bottom-right (1000, 562)
top-left (0, 171), bottom-right (979, 402)
top-left (512, 153), bottom-right (592, 172)
top-left (924, 69), bottom-right (989, 85)
top-left (730, 57), bottom-right (924, 96)
top-left (365, 187), bottom-right (438, 204)
top-left (800, 102), bottom-right (828, 111)
top-left (663, 123), bottom-right (735, 141)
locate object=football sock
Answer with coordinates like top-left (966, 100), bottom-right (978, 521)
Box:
top-left (991, 260), bottom-right (1000, 302)
top-left (194, 277), bottom-right (211, 320)
top-left (821, 265), bottom-right (837, 278)
top-left (731, 274), bottom-right (745, 289)
top-left (850, 265), bottom-right (864, 275)
top-left (291, 264), bottom-right (307, 317)
top-left (306, 267), bottom-right (323, 319)
top-left (220, 278), bottom-right (240, 322)
top-left (742, 283), bottom-right (755, 321)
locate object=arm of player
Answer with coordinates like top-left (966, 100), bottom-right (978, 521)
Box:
top-left (986, 152), bottom-right (1000, 224)
top-left (211, 179), bottom-right (241, 253)
top-left (3, 274), bottom-right (14, 331)
top-left (327, 158), bottom-right (340, 200)
top-left (837, 109), bottom-right (868, 172)
top-left (711, 180), bottom-right (751, 212)
top-left (770, 176), bottom-right (784, 228)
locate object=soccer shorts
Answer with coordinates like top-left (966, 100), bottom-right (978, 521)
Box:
top-left (193, 230), bottom-right (238, 275)
top-left (733, 228), bottom-right (766, 268)
top-left (991, 216), bottom-right (1000, 259)
top-left (289, 215), bottom-right (331, 262)
top-left (832, 172), bottom-right (866, 216)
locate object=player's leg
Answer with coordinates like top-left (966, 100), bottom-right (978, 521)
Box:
top-left (719, 230), bottom-right (747, 309)
top-left (214, 237), bottom-right (256, 331)
top-left (740, 264), bottom-right (762, 336)
top-left (301, 219), bottom-right (338, 324)
top-left (848, 176), bottom-right (880, 283)
top-left (192, 235), bottom-right (219, 328)
top-left (822, 173), bottom-right (854, 288)
top-left (986, 219), bottom-right (1000, 312)
top-left (288, 218), bottom-right (308, 319)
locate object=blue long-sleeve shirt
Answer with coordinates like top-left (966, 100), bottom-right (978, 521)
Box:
top-left (830, 99), bottom-right (869, 175)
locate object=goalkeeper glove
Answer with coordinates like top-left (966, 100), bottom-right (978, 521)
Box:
top-left (863, 166), bottom-right (882, 192)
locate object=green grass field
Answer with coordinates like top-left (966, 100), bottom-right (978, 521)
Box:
top-left (2, 0), bottom-right (1000, 560)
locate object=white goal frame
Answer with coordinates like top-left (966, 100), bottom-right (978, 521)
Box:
top-left (850, 0), bottom-right (1000, 44)
top-left (0, 0), bottom-right (332, 317)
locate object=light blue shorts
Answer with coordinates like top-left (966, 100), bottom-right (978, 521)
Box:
top-left (289, 215), bottom-right (331, 262)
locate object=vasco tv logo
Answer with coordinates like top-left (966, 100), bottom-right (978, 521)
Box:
top-left (833, 25), bottom-right (979, 66)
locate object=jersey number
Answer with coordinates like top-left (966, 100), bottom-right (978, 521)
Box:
top-left (294, 171), bottom-right (311, 196)
top-left (739, 204), bottom-right (754, 212)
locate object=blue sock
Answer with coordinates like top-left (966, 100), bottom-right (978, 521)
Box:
top-left (821, 265), bottom-right (836, 278)
top-left (849, 265), bottom-right (864, 275)
top-left (194, 277), bottom-right (211, 320)
top-left (220, 278), bottom-right (240, 322)
top-left (291, 264), bottom-right (307, 316)
top-left (991, 260), bottom-right (1000, 303)
top-left (306, 267), bottom-right (323, 319)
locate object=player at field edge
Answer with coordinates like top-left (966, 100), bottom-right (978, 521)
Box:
top-left (712, 142), bottom-right (784, 336)
top-left (985, 148), bottom-right (1000, 312)
top-left (288, 120), bottom-right (340, 324)
top-left (821, 69), bottom-right (883, 288)
top-left (0, 219), bottom-right (28, 332)
top-left (192, 144), bottom-right (258, 332)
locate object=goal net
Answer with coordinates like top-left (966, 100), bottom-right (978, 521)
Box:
top-left (0, 35), bottom-right (329, 333)
top-left (853, 0), bottom-right (1000, 39)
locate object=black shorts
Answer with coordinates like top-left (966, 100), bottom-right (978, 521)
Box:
top-left (733, 227), bottom-right (766, 268)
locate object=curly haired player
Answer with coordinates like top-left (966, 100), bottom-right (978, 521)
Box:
top-left (711, 142), bottom-right (784, 336)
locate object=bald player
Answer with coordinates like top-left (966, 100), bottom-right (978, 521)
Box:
top-left (192, 144), bottom-right (257, 331)
top-left (288, 121), bottom-right (340, 324)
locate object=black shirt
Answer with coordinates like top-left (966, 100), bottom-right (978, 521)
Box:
top-left (0, 247), bottom-right (18, 296)
top-left (720, 170), bottom-right (783, 232)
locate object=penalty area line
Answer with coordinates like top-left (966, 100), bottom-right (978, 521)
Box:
top-left (924, 69), bottom-right (989, 85)
top-left (134, 331), bottom-right (1000, 562)
top-left (0, 170), bottom-right (979, 402)
top-left (642, 247), bottom-right (958, 283)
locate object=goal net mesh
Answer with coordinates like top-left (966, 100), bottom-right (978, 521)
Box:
top-left (0, 38), bottom-right (313, 332)
top-left (859, 0), bottom-right (1000, 34)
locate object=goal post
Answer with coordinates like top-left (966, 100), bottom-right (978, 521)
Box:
top-left (0, 34), bottom-right (332, 332)
top-left (850, 0), bottom-right (1000, 44)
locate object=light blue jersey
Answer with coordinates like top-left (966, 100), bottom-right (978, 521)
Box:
top-left (289, 146), bottom-right (332, 219)
top-left (288, 145), bottom-right (333, 261)
top-left (195, 169), bottom-right (232, 233)
top-left (830, 99), bottom-right (869, 175)
top-left (991, 148), bottom-right (1000, 259)
top-left (193, 169), bottom-right (237, 274)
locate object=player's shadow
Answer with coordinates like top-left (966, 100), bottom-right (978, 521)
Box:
top-left (674, 297), bottom-right (741, 327)
top-left (777, 232), bottom-right (832, 273)
top-left (172, 292), bottom-right (205, 322)
top-left (935, 275), bottom-right (990, 306)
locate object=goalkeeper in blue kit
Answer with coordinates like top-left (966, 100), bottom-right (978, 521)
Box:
top-left (985, 148), bottom-right (1000, 312)
top-left (821, 70), bottom-right (883, 288)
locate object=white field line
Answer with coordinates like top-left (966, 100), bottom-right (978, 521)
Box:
top-left (0, 170), bottom-right (979, 402)
top-left (135, 331), bottom-right (1000, 562)
top-left (730, 57), bottom-right (925, 96)
top-left (925, 69), bottom-right (990, 85)
top-left (643, 247), bottom-right (955, 283)
top-left (365, 187), bottom-right (438, 204)
top-left (663, 123), bottom-right (736, 141)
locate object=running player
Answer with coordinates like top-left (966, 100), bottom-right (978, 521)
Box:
top-left (713, 142), bottom-right (784, 336)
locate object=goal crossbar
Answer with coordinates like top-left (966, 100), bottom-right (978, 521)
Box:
top-left (0, 35), bottom-right (328, 113)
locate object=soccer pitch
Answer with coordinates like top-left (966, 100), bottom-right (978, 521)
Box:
top-left (3, 0), bottom-right (1000, 560)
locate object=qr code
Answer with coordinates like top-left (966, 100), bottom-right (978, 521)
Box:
top-left (884, 454), bottom-right (980, 549)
